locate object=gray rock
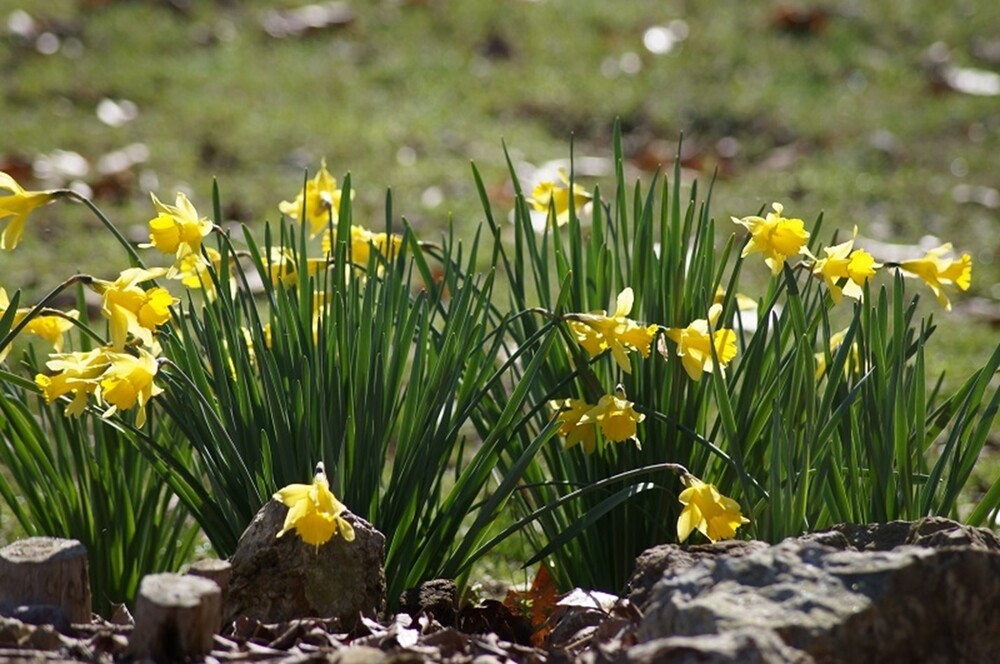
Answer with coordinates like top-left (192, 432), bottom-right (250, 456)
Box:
top-left (399, 579), bottom-right (457, 626)
top-left (638, 523), bottom-right (1000, 664)
top-left (225, 500), bottom-right (386, 628)
top-left (628, 628), bottom-right (812, 664)
top-left (627, 540), bottom-right (767, 611)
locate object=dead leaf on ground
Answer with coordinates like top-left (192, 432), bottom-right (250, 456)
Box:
top-left (261, 2), bottom-right (355, 40)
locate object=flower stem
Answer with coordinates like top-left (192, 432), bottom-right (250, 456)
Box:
top-left (66, 191), bottom-right (146, 268)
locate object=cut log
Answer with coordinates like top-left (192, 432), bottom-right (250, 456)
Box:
top-left (128, 573), bottom-right (221, 661)
top-left (185, 558), bottom-right (232, 599)
top-left (0, 537), bottom-right (92, 624)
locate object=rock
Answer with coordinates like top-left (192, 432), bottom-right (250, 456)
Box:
top-left (399, 579), bottom-right (457, 626)
top-left (628, 628), bottom-right (811, 664)
top-left (225, 500), bottom-right (386, 628)
top-left (638, 520), bottom-right (1000, 663)
top-left (128, 572), bottom-right (222, 661)
top-left (832, 516), bottom-right (1000, 551)
top-left (0, 537), bottom-right (92, 624)
top-left (333, 644), bottom-right (388, 664)
top-left (627, 540), bottom-right (767, 611)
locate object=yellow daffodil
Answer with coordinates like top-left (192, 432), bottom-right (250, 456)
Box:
top-left (567, 288), bottom-right (658, 374)
top-left (732, 202), bottom-right (810, 275)
top-left (577, 392), bottom-right (645, 445)
top-left (677, 474), bottom-right (749, 543)
top-left (279, 160), bottom-right (345, 236)
top-left (808, 227), bottom-right (881, 304)
top-left (263, 248), bottom-right (327, 288)
top-left (322, 225), bottom-right (403, 275)
top-left (274, 462), bottom-right (355, 549)
top-left (814, 327), bottom-right (861, 379)
top-left (0, 288), bottom-right (78, 363)
top-left (169, 247), bottom-right (234, 301)
top-left (142, 192), bottom-right (213, 257)
top-left (897, 243), bottom-right (972, 311)
top-left (98, 347), bottom-right (162, 427)
top-left (92, 267), bottom-right (175, 350)
top-left (663, 304), bottom-right (738, 381)
top-left (549, 398), bottom-right (598, 454)
top-left (528, 170), bottom-right (592, 227)
top-left (0, 172), bottom-right (61, 251)
top-left (35, 348), bottom-right (110, 418)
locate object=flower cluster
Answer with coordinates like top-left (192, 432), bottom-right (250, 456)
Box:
top-left (553, 290), bottom-right (738, 453)
top-left (567, 288), bottom-right (658, 374)
top-left (36, 346), bottom-right (162, 426)
top-left (733, 202), bottom-right (971, 310)
top-left (549, 390), bottom-right (645, 454)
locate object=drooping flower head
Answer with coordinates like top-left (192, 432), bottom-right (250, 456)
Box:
top-left (677, 474), bottom-right (750, 543)
top-left (142, 192), bottom-right (213, 258)
top-left (274, 462), bottom-right (355, 549)
top-left (814, 327), bottom-right (862, 380)
top-left (528, 170), bottom-right (592, 227)
top-left (897, 243), bottom-right (972, 311)
top-left (549, 398), bottom-right (598, 454)
top-left (263, 248), bottom-right (327, 288)
top-left (91, 267), bottom-right (175, 350)
top-left (577, 391), bottom-right (645, 446)
top-left (663, 304), bottom-right (738, 381)
top-left (0, 172), bottom-right (61, 251)
top-left (169, 247), bottom-right (235, 301)
top-left (808, 227), bottom-right (881, 304)
top-left (0, 288), bottom-right (78, 363)
top-left (322, 224), bottom-right (403, 275)
top-left (35, 348), bottom-right (110, 418)
top-left (98, 347), bottom-right (163, 427)
top-left (568, 288), bottom-right (658, 374)
top-left (732, 202), bottom-right (810, 275)
top-left (279, 160), bottom-right (345, 237)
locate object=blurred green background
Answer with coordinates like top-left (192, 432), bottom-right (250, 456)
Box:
top-left (1, 0), bottom-right (997, 494)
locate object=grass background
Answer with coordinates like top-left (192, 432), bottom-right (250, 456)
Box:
top-left (1, 0), bottom-right (998, 549)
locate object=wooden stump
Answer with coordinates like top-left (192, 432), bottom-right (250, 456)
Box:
top-left (0, 537), bottom-right (92, 624)
top-left (186, 558), bottom-right (232, 599)
top-left (128, 573), bottom-right (221, 662)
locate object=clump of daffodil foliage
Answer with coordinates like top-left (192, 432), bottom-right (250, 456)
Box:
top-left (0, 123), bottom-right (997, 603)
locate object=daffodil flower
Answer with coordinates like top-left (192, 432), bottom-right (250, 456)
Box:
top-left (814, 327), bottom-right (861, 379)
top-left (263, 248), bottom-right (327, 288)
top-left (897, 243), bottom-right (972, 311)
top-left (0, 172), bottom-right (62, 251)
top-left (141, 192), bottom-right (213, 258)
top-left (732, 202), bottom-right (810, 275)
top-left (567, 288), bottom-right (658, 374)
top-left (528, 170), bottom-right (592, 227)
top-left (91, 267), bottom-right (175, 350)
top-left (663, 304), bottom-right (738, 381)
top-left (0, 288), bottom-right (78, 363)
top-left (279, 159), bottom-right (346, 237)
top-left (322, 224), bottom-right (403, 275)
top-left (807, 227), bottom-right (881, 304)
top-left (169, 247), bottom-right (233, 301)
top-left (549, 398), bottom-right (598, 454)
top-left (35, 348), bottom-right (110, 418)
top-left (274, 462), bottom-right (355, 549)
top-left (676, 474), bottom-right (749, 543)
top-left (98, 347), bottom-right (163, 427)
top-left (577, 392), bottom-right (645, 446)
